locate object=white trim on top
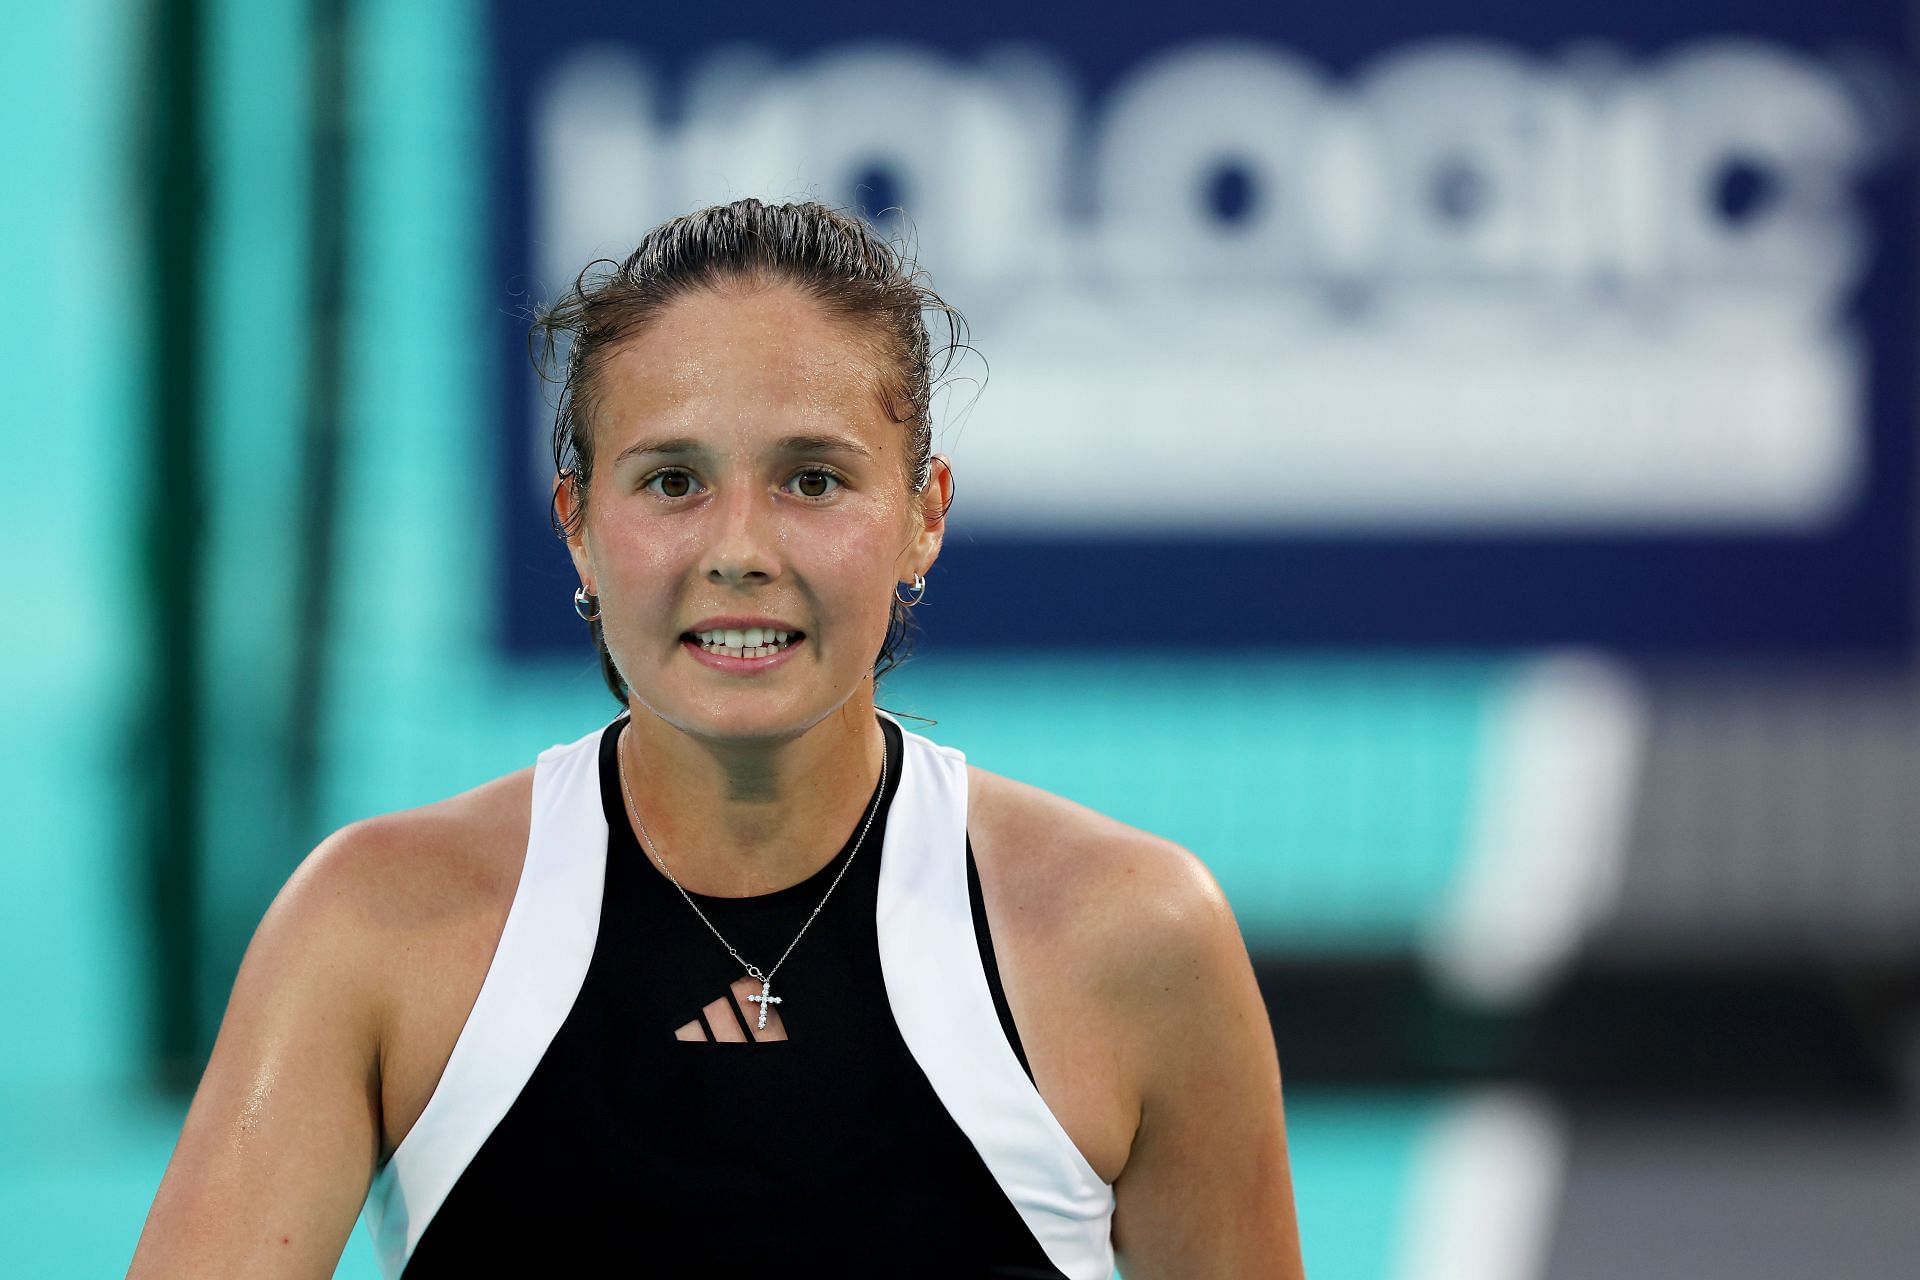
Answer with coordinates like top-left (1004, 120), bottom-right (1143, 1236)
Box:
top-left (875, 712), bottom-right (1117, 1280)
top-left (361, 724), bottom-right (609, 1278)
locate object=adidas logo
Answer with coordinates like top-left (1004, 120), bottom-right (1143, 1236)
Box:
top-left (674, 973), bottom-right (790, 1042)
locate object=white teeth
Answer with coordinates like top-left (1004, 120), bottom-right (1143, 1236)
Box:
top-left (692, 627), bottom-right (797, 657)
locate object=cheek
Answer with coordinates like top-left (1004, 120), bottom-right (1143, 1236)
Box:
top-left (593, 504), bottom-right (691, 582)
top-left (582, 514), bottom-right (686, 664)
top-left (805, 501), bottom-right (912, 595)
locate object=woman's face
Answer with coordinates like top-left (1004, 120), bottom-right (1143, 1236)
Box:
top-left (559, 281), bottom-right (946, 744)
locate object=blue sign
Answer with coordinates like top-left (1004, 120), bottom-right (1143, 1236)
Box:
top-left (491, 1), bottom-right (1916, 655)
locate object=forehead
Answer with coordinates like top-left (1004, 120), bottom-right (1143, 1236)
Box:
top-left (592, 283), bottom-right (889, 439)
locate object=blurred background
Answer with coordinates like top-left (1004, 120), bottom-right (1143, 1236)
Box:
top-left (4, 0), bottom-right (1918, 1276)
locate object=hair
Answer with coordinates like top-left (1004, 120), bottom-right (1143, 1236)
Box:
top-left (530, 198), bottom-right (968, 706)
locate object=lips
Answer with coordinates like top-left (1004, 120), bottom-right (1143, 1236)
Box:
top-left (684, 627), bottom-right (800, 656)
top-left (680, 631), bottom-right (806, 671)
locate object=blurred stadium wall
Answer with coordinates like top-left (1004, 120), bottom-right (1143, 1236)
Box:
top-left (4, 1), bottom-right (1918, 1277)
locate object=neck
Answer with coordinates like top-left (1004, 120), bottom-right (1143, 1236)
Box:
top-left (618, 692), bottom-right (888, 897)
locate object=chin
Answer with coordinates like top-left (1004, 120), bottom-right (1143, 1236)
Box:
top-left (644, 689), bottom-right (834, 745)
top-left (622, 642), bottom-right (877, 742)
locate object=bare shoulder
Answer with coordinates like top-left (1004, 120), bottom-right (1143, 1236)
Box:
top-left (241, 766), bottom-right (540, 1165)
top-left (129, 767), bottom-right (537, 1276)
top-left (965, 763), bottom-right (1238, 978)
top-left (306, 766), bottom-right (536, 940)
top-left (962, 764), bottom-right (1262, 1193)
top-left (965, 768), bottom-right (1301, 1277)
top-left (225, 764), bottom-right (536, 1040)
top-left (253, 766), bottom-right (538, 1132)
top-left (315, 768), bottom-right (537, 1158)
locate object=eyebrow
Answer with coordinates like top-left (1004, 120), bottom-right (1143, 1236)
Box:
top-left (612, 433), bottom-right (876, 466)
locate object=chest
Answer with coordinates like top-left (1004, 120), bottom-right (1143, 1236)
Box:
top-left (376, 823), bottom-right (1136, 1186)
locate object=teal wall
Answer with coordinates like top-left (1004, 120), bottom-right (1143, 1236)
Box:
top-left (0, 0), bottom-right (176, 1272)
top-left (0, 0), bottom-right (146, 1095)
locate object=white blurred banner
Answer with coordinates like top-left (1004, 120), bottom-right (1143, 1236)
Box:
top-left (532, 38), bottom-right (1883, 533)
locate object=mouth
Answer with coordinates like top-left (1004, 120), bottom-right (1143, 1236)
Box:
top-left (677, 623), bottom-right (808, 677)
top-left (679, 625), bottom-right (806, 659)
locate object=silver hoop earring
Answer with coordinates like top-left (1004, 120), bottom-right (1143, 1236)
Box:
top-left (894, 573), bottom-right (927, 607)
top-left (573, 586), bottom-right (601, 621)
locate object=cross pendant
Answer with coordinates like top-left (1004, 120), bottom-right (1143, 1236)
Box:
top-left (746, 978), bottom-right (783, 1030)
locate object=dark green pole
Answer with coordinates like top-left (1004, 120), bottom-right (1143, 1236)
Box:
top-left (143, 0), bottom-right (208, 1090)
top-left (290, 0), bottom-right (350, 837)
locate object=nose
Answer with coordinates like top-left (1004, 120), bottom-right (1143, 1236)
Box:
top-left (700, 481), bottom-right (781, 588)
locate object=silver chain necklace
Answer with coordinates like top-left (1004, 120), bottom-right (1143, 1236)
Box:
top-left (615, 721), bottom-right (888, 1031)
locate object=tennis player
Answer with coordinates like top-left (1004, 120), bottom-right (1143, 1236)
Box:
top-left (131, 199), bottom-right (1304, 1278)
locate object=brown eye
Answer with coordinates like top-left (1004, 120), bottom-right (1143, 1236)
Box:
top-left (792, 469), bottom-right (841, 499)
top-left (644, 469), bottom-right (697, 499)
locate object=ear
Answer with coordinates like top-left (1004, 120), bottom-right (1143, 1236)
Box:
top-left (552, 471), bottom-right (595, 590)
top-left (901, 455), bottom-right (953, 578)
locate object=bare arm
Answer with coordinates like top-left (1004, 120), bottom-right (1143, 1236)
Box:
top-left (1109, 851), bottom-right (1305, 1279)
top-left (129, 823), bottom-right (392, 1278)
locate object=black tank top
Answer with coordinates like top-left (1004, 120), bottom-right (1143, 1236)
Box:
top-left (402, 714), bottom-right (1064, 1277)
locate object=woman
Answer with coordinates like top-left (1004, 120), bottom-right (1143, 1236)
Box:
top-left (131, 199), bottom-right (1304, 1278)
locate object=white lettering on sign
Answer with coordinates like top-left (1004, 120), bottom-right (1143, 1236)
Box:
top-left (528, 37), bottom-right (1887, 532)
